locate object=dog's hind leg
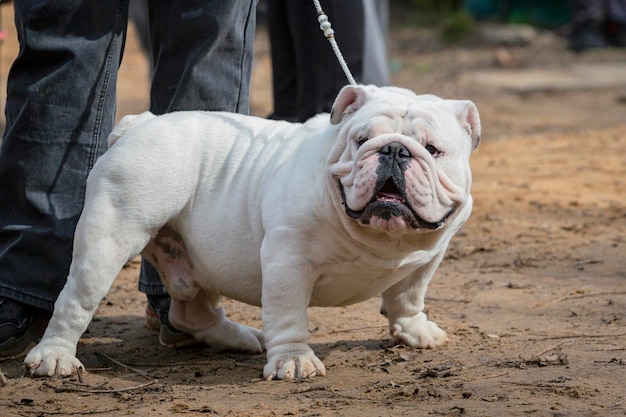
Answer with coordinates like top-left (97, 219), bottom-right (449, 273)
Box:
top-left (168, 291), bottom-right (264, 354)
top-left (142, 226), bottom-right (262, 353)
top-left (25, 153), bottom-right (190, 376)
top-left (25, 117), bottom-right (211, 376)
top-left (24, 201), bottom-right (154, 377)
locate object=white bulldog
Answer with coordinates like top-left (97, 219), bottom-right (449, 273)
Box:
top-left (25, 85), bottom-right (480, 380)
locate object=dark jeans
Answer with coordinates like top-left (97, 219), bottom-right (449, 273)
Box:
top-left (0, 0), bottom-right (256, 310)
top-left (267, 0), bottom-right (364, 122)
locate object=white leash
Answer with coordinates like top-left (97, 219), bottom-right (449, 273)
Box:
top-left (312, 0), bottom-right (357, 86)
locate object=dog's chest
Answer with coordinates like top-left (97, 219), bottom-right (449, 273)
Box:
top-left (308, 260), bottom-right (415, 307)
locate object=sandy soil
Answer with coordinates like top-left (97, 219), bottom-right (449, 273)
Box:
top-left (1, 7), bottom-right (625, 417)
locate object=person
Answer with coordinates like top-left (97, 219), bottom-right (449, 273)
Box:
top-left (0, 0), bottom-right (256, 359)
top-left (129, 0), bottom-right (153, 71)
top-left (361, 0), bottom-right (390, 89)
top-left (266, 0), bottom-right (389, 123)
top-left (567, 0), bottom-right (626, 50)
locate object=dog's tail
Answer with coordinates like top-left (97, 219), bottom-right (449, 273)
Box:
top-left (107, 111), bottom-right (156, 148)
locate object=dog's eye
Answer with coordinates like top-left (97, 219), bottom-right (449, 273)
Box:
top-left (425, 144), bottom-right (441, 157)
top-left (356, 137), bottom-right (368, 148)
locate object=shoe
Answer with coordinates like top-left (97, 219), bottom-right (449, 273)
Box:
top-left (0, 297), bottom-right (51, 360)
top-left (145, 295), bottom-right (201, 349)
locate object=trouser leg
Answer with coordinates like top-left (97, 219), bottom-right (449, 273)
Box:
top-left (268, 0), bottom-right (363, 122)
top-left (0, 0), bottom-right (129, 310)
top-left (267, 0), bottom-right (299, 121)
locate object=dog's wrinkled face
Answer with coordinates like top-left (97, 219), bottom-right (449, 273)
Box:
top-left (328, 86), bottom-right (481, 234)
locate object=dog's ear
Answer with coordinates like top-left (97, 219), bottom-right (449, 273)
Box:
top-left (453, 100), bottom-right (481, 150)
top-left (330, 85), bottom-right (370, 125)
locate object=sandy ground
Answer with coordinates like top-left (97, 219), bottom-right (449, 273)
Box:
top-left (1, 6), bottom-right (625, 417)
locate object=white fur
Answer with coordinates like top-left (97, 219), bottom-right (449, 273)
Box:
top-left (25, 85), bottom-right (479, 380)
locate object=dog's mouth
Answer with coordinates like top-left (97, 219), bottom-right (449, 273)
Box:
top-left (339, 179), bottom-right (452, 230)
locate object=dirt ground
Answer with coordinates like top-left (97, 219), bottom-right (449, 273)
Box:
top-left (1, 7), bottom-right (625, 417)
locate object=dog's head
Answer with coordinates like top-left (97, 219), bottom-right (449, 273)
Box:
top-left (327, 85), bottom-right (480, 235)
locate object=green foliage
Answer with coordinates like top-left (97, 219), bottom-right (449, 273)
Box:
top-left (440, 9), bottom-right (475, 43)
top-left (397, 0), bottom-right (463, 12)
top-left (392, 0), bottom-right (475, 42)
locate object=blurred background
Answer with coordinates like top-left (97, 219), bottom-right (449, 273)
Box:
top-left (1, 0), bottom-right (625, 139)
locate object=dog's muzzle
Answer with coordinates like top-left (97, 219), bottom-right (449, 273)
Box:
top-left (340, 142), bottom-right (454, 230)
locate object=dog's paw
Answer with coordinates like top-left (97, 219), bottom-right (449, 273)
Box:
top-left (390, 312), bottom-right (449, 349)
top-left (263, 344), bottom-right (326, 380)
top-left (24, 343), bottom-right (84, 377)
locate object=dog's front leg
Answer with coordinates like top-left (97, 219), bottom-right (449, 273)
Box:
top-left (380, 250), bottom-right (449, 349)
top-left (260, 236), bottom-right (325, 380)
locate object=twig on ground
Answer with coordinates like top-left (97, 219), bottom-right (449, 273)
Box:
top-left (63, 380), bottom-right (110, 390)
top-left (328, 345), bottom-right (366, 365)
top-left (84, 367), bottom-right (113, 373)
top-left (503, 381), bottom-right (576, 388)
top-left (537, 333), bottom-right (626, 341)
top-left (0, 369), bottom-right (7, 387)
top-left (232, 361), bottom-right (264, 371)
top-left (18, 406), bottom-right (121, 415)
top-left (532, 340), bottom-right (574, 358)
top-left (598, 346), bottom-right (626, 351)
top-left (43, 379), bottom-right (158, 394)
top-left (123, 359), bottom-right (263, 372)
top-left (328, 325), bottom-right (386, 335)
top-left (290, 384), bottom-right (329, 394)
top-left (556, 291), bottom-right (626, 302)
top-left (95, 352), bottom-right (152, 379)
top-left (475, 371), bottom-right (511, 380)
top-left (125, 360), bottom-right (208, 367)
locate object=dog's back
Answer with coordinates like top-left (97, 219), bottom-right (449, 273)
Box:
top-left (107, 111), bottom-right (156, 147)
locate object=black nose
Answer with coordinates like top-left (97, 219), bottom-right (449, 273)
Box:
top-left (379, 143), bottom-right (411, 159)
